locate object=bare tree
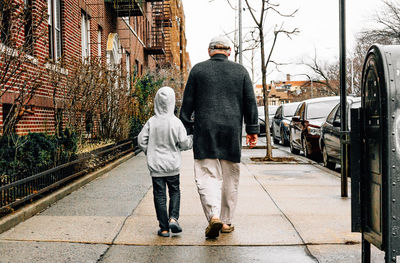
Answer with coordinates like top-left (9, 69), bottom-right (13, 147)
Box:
top-left (343, 0), bottom-right (399, 96)
top-left (61, 57), bottom-right (133, 143)
top-left (243, 0), bottom-right (299, 160)
top-left (302, 52), bottom-right (340, 97)
top-left (0, 0), bottom-right (47, 135)
top-left (361, 0), bottom-right (400, 44)
top-left (351, 17), bottom-right (395, 95)
top-left (349, 39), bottom-right (370, 96)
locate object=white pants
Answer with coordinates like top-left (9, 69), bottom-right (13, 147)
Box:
top-left (194, 159), bottom-right (240, 224)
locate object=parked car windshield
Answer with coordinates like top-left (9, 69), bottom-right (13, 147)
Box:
top-left (257, 106), bottom-right (264, 117)
top-left (283, 104), bottom-right (299, 117)
top-left (258, 106), bottom-right (264, 117)
top-left (307, 100), bottom-right (339, 119)
top-left (269, 106), bottom-right (278, 117)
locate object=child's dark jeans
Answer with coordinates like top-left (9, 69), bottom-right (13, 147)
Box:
top-left (152, 175), bottom-right (180, 231)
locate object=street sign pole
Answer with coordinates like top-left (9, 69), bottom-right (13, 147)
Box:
top-left (362, 233), bottom-right (371, 263)
top-left (339, 0), bottom-right (348, 197)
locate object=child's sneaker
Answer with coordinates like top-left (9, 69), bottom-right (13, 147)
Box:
top-left (169, 220), bottom-right (182, 233)
top-left (157, 229), bottom-right (170, 237)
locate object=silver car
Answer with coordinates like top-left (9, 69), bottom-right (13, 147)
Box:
top-left (258, 105), bottom-right (278, 135)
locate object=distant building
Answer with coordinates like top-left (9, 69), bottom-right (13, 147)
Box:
top-left (255, 84), bottom-right (292, 106)
top-left (255, 74), bottom-right (336, 106)
top-left (255, 75), bottom-right (297, 106)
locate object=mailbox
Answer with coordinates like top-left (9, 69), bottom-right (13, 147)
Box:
top-left (351, 45), bottom-right (400, 263)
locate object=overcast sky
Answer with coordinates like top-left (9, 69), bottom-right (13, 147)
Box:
top-left (181, 0), bottom-right (382, 83)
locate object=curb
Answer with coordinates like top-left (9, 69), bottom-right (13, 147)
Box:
top-left (275, 148), bottom-right (349, 181)
top-left (0, 151), bottom-right (139, 235)
top-left (244, 147), bottom-right (344, 179)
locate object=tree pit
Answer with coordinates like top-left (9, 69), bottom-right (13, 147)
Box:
top-left (250, 156), bottom-right (298, 163)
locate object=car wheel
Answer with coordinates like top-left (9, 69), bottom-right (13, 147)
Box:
top-left (281, 128), bottom-right (289, 146)
top-left (272, 129), bottom-right (279, 144)
top-left (322, 144), bottom-right (335, 169)
top-left (290, 135), bottom-right (300, 154)
top-left (259, 124), bottom-right (266, 136)
top-left (302, 137), bottom-right (311, 159)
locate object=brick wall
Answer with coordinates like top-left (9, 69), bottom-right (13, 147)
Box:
top-left (0, 0), bottom-right (167, 136)
top-left (15, 106), bottom-right (55, 135)
top-left (167, 0), bottom-right (190, 79)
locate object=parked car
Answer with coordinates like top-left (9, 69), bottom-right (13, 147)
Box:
top-left (289, 96), bottom-right (340, 159)
top-left (271, 102), bottom-right (301, 145)
top-left (319, 97), bottom-right (361, 169)
top-left (258, 105), bottom-right (278, 135)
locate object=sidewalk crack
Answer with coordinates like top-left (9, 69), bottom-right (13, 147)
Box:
top-left (96, 186), bottom-right (152, 262)
top-left (243, 162), bottom-right (320, 263)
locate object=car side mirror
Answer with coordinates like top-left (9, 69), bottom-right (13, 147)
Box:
top-left (333, 120), bottom-right (341, 127)
top-left (292, 116), bottom-right (300, 122)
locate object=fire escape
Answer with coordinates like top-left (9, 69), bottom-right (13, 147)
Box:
top-left (103, 0), bottom-right (172, 67)
top-left (104, 0), bottom-right (148, 16)
top-left (145, 0), bottom-right (172, 67)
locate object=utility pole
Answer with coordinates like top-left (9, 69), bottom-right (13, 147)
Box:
top-left (238, 0), bottom-right (243, 64)
top-left (339, 0), bottom-right (348, 198)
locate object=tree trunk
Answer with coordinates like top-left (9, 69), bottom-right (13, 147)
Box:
top-left (259, 27), bottom-right (273, 159)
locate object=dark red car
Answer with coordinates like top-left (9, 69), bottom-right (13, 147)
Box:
top-left (289, 96), bottom-right (340, 159)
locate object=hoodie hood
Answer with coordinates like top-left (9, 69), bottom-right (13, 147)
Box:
top-left (154, 86), bottom-right (175, 117)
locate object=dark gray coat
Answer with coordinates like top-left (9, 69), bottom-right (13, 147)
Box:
top-left (179, 54), bottom-right (259, 163)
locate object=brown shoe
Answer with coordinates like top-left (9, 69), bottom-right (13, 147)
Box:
top-left (221, 224), bottom-right (235, 233)
top-left (205, 218), bottom-right (223, 238)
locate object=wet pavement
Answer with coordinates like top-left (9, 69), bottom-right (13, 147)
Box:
top-left (0, 142), bottom-right (386, 262)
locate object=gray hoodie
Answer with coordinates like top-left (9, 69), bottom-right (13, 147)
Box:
top-left (138, 87), bottom-right (193, 177)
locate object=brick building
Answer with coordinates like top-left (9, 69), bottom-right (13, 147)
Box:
top-left (0, 0), bottom-right (190, 136)
top-left (255, 73), bottom-right (337, 106)
top-left (255, 83), bottom-right (293, 106)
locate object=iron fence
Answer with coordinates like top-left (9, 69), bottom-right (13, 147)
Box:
top-left (0, 137), bottom-right (140, 215)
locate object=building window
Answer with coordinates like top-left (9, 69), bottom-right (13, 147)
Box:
top-left (81, 12), bottom-right (90, 60)
top-left (85, 112), bottom-right (93, 136)
top-left (126, 51), bottom-right (130, 91)
top-left (135, 59), bottom-right (139, 76)
top-left (55, 108), bottom-right (63, 135)
top-left (97, 26), bottom-right (102, 60)
top-left (48, 0), bottom-right (62, 60)
top-left (138, 17), bottom-right (142, 39)
top-left (134, 17), bottom-right (137, 32)
top-left (0, 4), bottom-right (11, 45)
top-left (146, 21), bottom-right (149, 44)
top-left (24, 0), bottom-right (33, 54)
top-left (2, 103), bottom-right (14, 134)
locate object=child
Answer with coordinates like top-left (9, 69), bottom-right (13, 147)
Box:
top-left (138, 86), bottom-right (193, 237)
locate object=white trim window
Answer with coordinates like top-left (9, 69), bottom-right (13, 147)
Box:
top-left (81, 12), bottom-right (90, 60)
top-left (97, 27), bottom-right (102, 60)
top-left (24, 0), bottom-right (33, 54)
top-left (126, 51), bottom-right (131, 92)
top-left (48, 0), bottom-right (62, 60)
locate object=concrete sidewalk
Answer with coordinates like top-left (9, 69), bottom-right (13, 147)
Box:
top-left (0, 147), bottom-right (385, 262)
